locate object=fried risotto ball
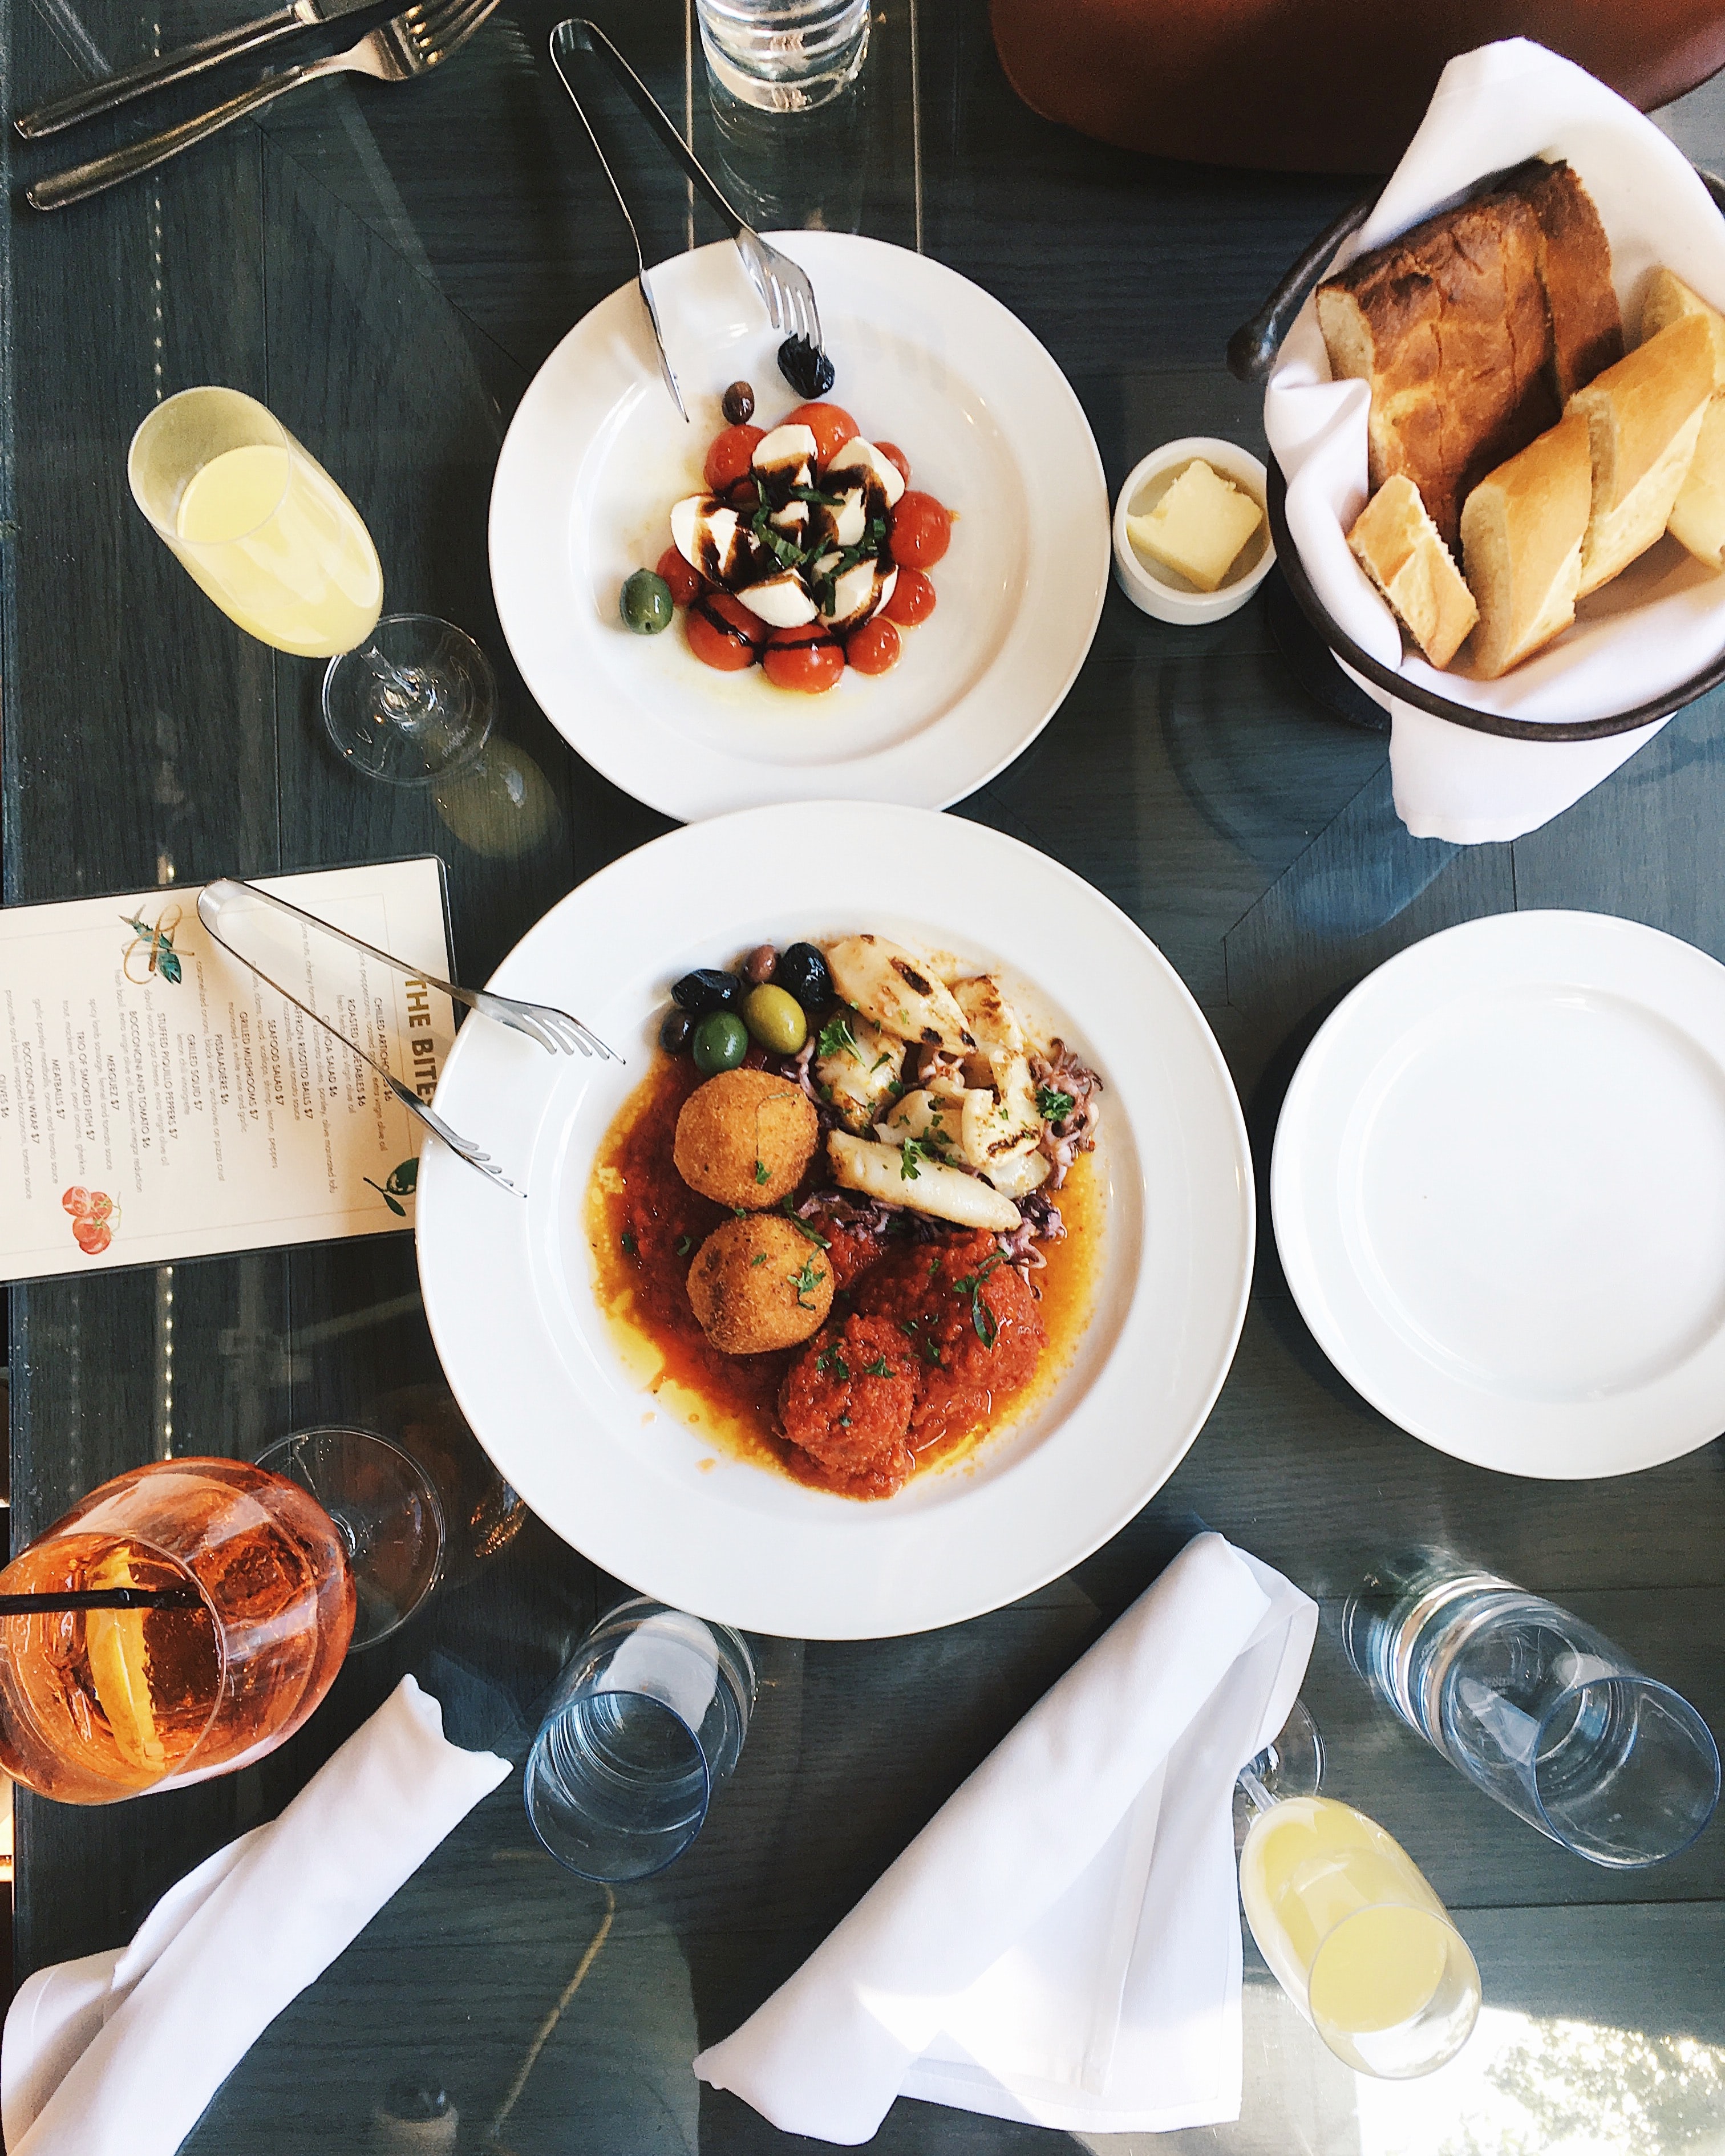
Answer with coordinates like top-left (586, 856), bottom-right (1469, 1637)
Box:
top-left (673, 1068), bottom-right (819, 1210)
top-left (686, 1215), bottom-right (834, 1355)
top-left (778, 1314), bottom-right (924, 1497)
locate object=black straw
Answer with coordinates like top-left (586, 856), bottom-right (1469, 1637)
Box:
top-left (0, 1588), bottom-right (204, 1616)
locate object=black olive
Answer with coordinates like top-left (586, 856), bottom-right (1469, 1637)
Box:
top-left (722, 379), bottom-right (755, 424)
top-left (671, 967), bottom-right (746, 1016)
top-left (775, 942), bottom-right (833, 1012)
top-left (778, 336), bottom-right (835, 399)
top-left (659, 1006), bottom-right (695, 1053)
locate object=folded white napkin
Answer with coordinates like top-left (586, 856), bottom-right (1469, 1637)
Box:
top-left (2, 1676), bottom-right (509, 2156)
top-left (1265, 38), bottom-right (1725, 844)
top-left (694, 1533), bottom-right (1317, 2142)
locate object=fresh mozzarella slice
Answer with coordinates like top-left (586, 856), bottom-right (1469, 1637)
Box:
top-left (736, 572), bottom-right (817, 627)
top-left (827, 437), bottom-right (906, 508)
top-left (752, 423), bottom-right (819, 473)
top-left (769, 499), bottom-right (809, 535)
top-left (820, 561), bottom-right (898, 632)
top-left (671, 494), bottom-right (744, 581)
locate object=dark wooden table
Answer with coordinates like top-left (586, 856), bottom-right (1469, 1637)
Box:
top-left (7, 4), bottom-right (1725, 2149)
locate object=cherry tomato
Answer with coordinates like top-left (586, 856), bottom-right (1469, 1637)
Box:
top-left (727, 478), bottom-right (761, 511)
top-left (704, 422), bottom-right (764, 493)
top-left (686, 593), bottom-right (767, 672)
top-left (655, 545), bottom-right (707, 609)
top-left (887, 490), bottom-right (952, 570)
top-left (86, 1191), bottom-right (115, 1221)
top-left (874, 440), bottom-right (911, 486)
top-left (61, 1185), bottom-right (91, 1217)
top-left (781, 401), bottom-right (859, 464)
top-left (845, 617), bottom-right (901, 675)
top-left (882, 567), bottom-right (936, 626)
top-left (762, 622), bottom-right (844, 694)
top-left (74, 1218), bottom-right (112, 1255)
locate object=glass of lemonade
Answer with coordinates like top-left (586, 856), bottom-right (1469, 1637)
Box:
top-left (1238, 1786), bottom-right (1481, 2078)
top-left (128, 387), bottom-right (384, 658)
top-left (0, 1458), bottom-right (355, 1804)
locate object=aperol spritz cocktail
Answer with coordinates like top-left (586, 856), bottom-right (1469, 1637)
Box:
top-left (0, 1458), bottom-right (355, 1804)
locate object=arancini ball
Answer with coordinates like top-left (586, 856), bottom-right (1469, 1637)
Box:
top-left (673, 1067), bottom-right (817, 1210)
top-left (686, 1215), bottom-right (834, 1354)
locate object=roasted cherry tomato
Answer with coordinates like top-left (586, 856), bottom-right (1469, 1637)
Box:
top-left (882, 566), bottom-right (936, 626)
top-left (844, 616), bottom-right (901, 675)
top-left (887, 490), bottom-right (952, 570)
top-left (781, 400), bottom-right (859, 464)
top-left (686, 592), bottom-right (767, 671)
top-left (656, 545), bottom-right (707, 608)
top-left (874, 440), bottom-right (911, 486)
top-left (762, 621), bottom-right (844, 694)
top-left (704, 422), bottom-right (764, 493)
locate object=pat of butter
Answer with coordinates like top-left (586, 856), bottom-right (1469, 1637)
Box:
top-left (1128, 459), bottom-right (1263, 592)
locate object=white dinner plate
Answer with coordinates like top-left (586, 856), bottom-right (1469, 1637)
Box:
top-left (416, 804), bottom-right (1252, 1638)
top-left (1272, 911), bottom-right (1725, 1479)
top-left (488, 233), bottom-right (1109, 822)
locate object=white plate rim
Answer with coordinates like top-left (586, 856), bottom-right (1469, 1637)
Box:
top-left (1271, 908), bottom-right (1725, 1480)
top-left (487, 231), bottom-right (1109, 822)
top-left (416, 803), bottom-right (1254, 1638)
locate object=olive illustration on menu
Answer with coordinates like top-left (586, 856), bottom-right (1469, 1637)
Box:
top-left (0, 860), bottom-right (456, 1282)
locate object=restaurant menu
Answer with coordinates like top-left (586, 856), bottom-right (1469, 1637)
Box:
top-left (0, 859), bottom-right (456, 1282)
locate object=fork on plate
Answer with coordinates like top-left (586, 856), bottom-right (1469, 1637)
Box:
top-left (30, 0), bottom-right (502, 210)
top-left (549, 17), bottom-right (825, 416)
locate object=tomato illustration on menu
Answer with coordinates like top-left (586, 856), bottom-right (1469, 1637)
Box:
top-left (62, 1187), bottom-right (119, 1257)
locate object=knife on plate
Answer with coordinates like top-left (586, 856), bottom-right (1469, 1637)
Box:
top-left (15, 0), bottom-right (378, 140)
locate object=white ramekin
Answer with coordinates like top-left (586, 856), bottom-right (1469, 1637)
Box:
top-left (1112, 437), bottom-right (1275, 625)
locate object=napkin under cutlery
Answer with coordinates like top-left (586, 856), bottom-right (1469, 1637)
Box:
top-left (694, 1531), bottom-right (1318, 2141)
top-left (2, 1675), bottom-right (509, 2156)
top-left (1266, 38), bottom-right (1725, 845)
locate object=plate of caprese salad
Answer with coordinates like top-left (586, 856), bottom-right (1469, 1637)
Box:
top-left (488, 232), bottom-right (1109, 822)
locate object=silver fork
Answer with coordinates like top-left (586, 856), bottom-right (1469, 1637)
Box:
top-left (29, 0), bottom-right (502, 210)
top-left (549, 18), bottom-right (824, 414)
top-left (200, 878), bottom-right (620, 1061)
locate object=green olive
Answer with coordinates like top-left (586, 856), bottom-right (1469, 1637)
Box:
top-left (692, 1010), bottom-right (749, 1075)
top-left (742, 983), bottom-right (809, 1056)
top-left (621, 569), bottom-right (674, 635)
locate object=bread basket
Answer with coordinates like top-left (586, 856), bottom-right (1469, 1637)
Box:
top-left (1233, 163), bottom-right (1725, 744)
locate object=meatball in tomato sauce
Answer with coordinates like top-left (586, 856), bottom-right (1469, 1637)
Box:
top-left (855, 1231), bottom-right (1045, 1449)
top-left (779, 1315), bottom-right (923, 1497)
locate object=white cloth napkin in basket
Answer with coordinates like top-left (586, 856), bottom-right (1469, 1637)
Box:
top-left (1265, 38), bottom-right (1725, 845)
top-left (693, 1531), bottom-right (1317, 2141)
top-left (1, 1676), bottom-right (508, 2156)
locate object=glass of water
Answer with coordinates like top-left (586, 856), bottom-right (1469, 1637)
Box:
top-left (1343, 1555), bottom-right (1719, 1868)
top-left (525, 1596), bottom-right (756, 1881)
top-left (697, 0), bottom-right (869, 112)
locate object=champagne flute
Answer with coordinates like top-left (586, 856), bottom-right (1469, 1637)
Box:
top-left (129, 386), bottom-right (493, 783)
top-left (0, 1458), bottom-right (355, 1805)
top-left (1236, 1703), bottom-right (1481, 2078)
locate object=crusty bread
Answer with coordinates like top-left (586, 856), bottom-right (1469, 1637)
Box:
top-left (1347, 475), bottom-right (1478, 667)
top-left (1507, 160), bottom-right (1623, 400)
top-left (1568, 312), bottom-right (1714, 596)
top-left (1459, 411), bottom-right (1593, 678)
top-left (1318, 187), bottom-right (1556, 548)
top-left (1639, 266), bottom-right (1725, 391)
top-left (1668, 395), bottom-right (1725, 568)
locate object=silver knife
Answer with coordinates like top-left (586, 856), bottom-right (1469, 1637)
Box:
top-left (15, 0), bottom-right (377, 140)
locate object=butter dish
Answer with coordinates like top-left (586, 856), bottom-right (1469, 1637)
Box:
top-left (1112, 437), bottom-right (1274, 623)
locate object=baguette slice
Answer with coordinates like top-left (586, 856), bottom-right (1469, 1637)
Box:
top-left (1669, 395), bottom-right (1725, 568)
top-left (1639, 266), bottom-right (1725, 391)
top-left (1568, 313), bottom-right (1714, 597)
top-left (1508, 160), bottom-right (1623, 400)
top-left (1347, 475), bottom-right (1478, 667)
top-left (1460, 411), bottom-right (1592, 678)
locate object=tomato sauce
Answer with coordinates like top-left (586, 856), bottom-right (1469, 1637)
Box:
top-left (586, 1054), bottom-right (1103, 1498)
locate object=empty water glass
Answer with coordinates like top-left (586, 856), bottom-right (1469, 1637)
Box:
top-left (697, 0), bottom-right (869, 112)
top-left (525, 1596), bottom-right (755, 1881)
top-left (1343, 1555), bottom-right (1719, 1868)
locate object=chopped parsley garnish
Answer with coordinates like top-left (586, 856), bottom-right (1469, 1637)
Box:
top-left (779, 1197), bottom-right (831, 1248)
top-left (751, 1253), bottom-right (769, 1267)
top-left (899, 1136), bottom-right (940, 1182)
top-left (838, 1413), bottom-right (852, 1427)
top-left (928, 1255), bottom-right (942, 1280)
top-left (953, 1253), bottom-right (1004, 1349)
top-left (675, 1234), bottom-right (693, 1258)
top-left (790, 1255), bottom-right (827, 1310)
top-left (1036, 1084), bottom-right (1076, 1124)
top-left (897, 1315), bottom-right (942, 1365)
top-left (861, 1353), bottom-right (892, 1378)
top-left (886, 1079), bottom-right (905, 1100)
top-left (815, 1344), bottom-right (851, 1381)
top-left (619, 1229), bottom-right (638, 1257)
top-left (755, 1158), bottom-right (770, 1185)
top-left (817, 1010), bottom-right (859, 1062)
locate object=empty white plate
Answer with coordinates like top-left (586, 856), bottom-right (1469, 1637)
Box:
top-left (1272, 910), bottom-right (1725, 1478)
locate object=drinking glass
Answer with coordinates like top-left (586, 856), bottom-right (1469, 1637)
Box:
top-left (1236, 1704), bottom-right (1482, 2079)
top-left (0, 1458), bottom-right (354, 1804)
top-left (1343, 1555), bottom-right (1720, 1869)
top-left (254, 1428), bottom-right (446, 1651)
top-left (525, 1596), bottom-right (755, 1882)
top-left (696, 0), bottom-right (869, 112)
